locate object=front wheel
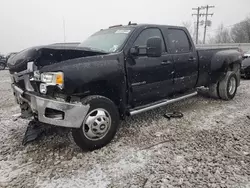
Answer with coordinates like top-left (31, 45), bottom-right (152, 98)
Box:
top-left (218, 71), bottom-right (238, 100)
top-left (72, 96), bottom-right (120, 151)
top-left (0, 62), bottom-right (6, 70)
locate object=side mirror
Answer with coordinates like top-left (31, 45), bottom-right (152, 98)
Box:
top-left (146, 37), bottom-right (162, 57)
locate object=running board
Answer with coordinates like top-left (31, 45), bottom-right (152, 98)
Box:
top-left (129, 91), bottom-right (197, 116)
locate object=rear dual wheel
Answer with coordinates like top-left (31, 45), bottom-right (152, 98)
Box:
top-left (218, 71), bottom-right (237, 100)
top-left (208, 71), bottom-right (238, 100)
top-left (208, 83), bottom-right (219, 98)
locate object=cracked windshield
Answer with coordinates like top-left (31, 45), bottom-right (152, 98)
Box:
top-left (0, 0), bottom-right (250, 187)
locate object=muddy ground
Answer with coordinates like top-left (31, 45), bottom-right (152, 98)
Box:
top-left (0, 70), bottom-right (249, 188)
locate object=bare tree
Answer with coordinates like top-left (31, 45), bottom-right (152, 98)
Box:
top-left (231, 17), bottom-right (250, 43)
top-left (207, 35), bottom-right (216, 44)
top-left (213, 24), bottom-right (232, 43)
top-left (182, 21), bottom-right (195, 41)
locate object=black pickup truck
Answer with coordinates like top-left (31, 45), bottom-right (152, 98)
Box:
top-left (8, 23), bottom-right (242, 150)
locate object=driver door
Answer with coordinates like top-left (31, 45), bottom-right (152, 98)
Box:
top-left (126, 27), bottom-right (174, 106)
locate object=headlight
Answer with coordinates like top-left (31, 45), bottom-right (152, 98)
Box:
top-left (40, 72), bottom-right (64, 88)
top-left (41, 74), bottom-right (53, 83)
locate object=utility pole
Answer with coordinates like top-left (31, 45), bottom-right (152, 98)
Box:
top-left (192, 7), bottom-right (202, 44)
top-left (193, 21), bottom-right (196, 40)
top-left (201, 5), bottom-right (214, 44)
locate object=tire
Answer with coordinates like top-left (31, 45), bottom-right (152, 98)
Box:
top-left (208, 83), bottom-right (219, 99)
top-left (72, 95), bottom-right (120, 151)
top-left (232, 63), bottom-right (240, 86)
top-left (218, 71), bottom-right (238, 100)
top-left (0, 62), bottom-right (6, 70)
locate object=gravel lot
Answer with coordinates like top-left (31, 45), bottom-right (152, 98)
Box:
top-left (0, 69), bottom-right (250, 188)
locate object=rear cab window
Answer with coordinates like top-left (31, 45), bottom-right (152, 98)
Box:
top-left (167, 28), bottom-right (192, 54)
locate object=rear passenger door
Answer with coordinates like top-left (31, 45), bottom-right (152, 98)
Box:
top-left (167, 28), bottom-right (198, 92)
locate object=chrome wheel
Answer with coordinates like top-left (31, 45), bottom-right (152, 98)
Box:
top-left (82, 108), bottom-right (111, 141)
top-left (228, 76), bottom-right (236, 95)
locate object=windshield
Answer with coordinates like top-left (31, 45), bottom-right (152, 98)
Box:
top-left (78, 28), bottom-right (133, 53)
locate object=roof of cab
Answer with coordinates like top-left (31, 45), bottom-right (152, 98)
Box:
top-left (104, 23), bottom-right (186, 32)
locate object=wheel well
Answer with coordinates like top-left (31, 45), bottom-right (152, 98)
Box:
top-left (89, 82), bottom-right (120, 106)
top-left (74, 81), bottom-right (126, 119)
top-left (229, 61), bottom-right (241, 71)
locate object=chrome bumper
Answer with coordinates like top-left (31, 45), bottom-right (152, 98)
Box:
top-left (12, 84), bottom-right (90, 128)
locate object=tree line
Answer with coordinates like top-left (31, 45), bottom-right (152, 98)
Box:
top-left (183, 16), bottom-right (250, 44)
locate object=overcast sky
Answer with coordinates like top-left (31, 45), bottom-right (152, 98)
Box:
top-left (0, 0), bottom-right (250, 54)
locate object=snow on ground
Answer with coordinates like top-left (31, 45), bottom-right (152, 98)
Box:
top-left (0, 69), bottom-right (250, 188)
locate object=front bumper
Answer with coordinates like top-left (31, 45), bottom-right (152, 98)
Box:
top-left (12, 84), bottom-right (90, 128)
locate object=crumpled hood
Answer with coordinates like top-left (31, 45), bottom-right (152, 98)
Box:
top-left (7, 44), bottom-right (107, 73)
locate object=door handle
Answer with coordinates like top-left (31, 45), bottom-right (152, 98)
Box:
top-left (161, 60), bottom-right (172, 65)
top-left (188, 57), bottom-right (196, 61)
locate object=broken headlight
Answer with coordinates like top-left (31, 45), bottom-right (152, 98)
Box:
top-left (40, 72), bottom-right (64, 88)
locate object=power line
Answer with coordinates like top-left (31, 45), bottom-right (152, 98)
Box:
top-left (192, 7), bottom-right (202, 44)
top-left (192, 6), bottom-right (215, 44)
top-left (201, 5), bottom-right (214, 44)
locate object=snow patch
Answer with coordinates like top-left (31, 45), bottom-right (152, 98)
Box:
top-left (36, 149), bottom-right (151, 188)
top-left (36, 167), bottom-right (110, 188)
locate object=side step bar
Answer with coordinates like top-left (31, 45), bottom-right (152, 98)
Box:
top-left (129, 91), bottom-right (197, 116)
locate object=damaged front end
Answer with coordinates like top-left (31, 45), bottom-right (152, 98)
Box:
top-left (10, 61), bottom-right (90, 127)
top-left (10, 61), bottom-right (90, 144)
top-left (8, 44), bottom-right (109, 144)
